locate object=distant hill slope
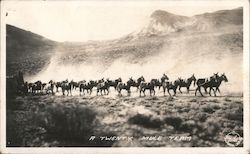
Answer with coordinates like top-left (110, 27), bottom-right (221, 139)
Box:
top-left (6, 7), bottom-right (243, 82)
top-left (57, 7), bottom-right (243, 65)
top-left (6, 24), bottom-right (57, 76)
top-left (129, 7), bottom-right (243, 37)
top-left (190, 7), bottom-right (243, 31)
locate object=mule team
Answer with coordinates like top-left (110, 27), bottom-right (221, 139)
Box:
top-left (25, 73), bottom-right (228, 97)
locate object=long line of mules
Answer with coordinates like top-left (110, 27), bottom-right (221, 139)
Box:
top-left (7, 72), bottom-right (228, 97)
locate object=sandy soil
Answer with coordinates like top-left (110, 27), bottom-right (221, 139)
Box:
top-left (6, 88), bottom-right (243, 147)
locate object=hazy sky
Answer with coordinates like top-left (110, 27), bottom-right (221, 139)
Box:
top-left (3, 1), bottom-right (243, 42)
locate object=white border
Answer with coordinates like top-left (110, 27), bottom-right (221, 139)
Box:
top-left (0, 0), bottom-right (249, 154)
top-left (243, 0), bottom-right (250, 152)
top-left (0, 1), bottom-right (7, 153)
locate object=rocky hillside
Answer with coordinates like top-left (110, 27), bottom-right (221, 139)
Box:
top-left (126, 7), bottom-right (242, 38)
top-left (6, 7), bottom-right (243, 84)
top-left (55, 7), bottom-right (242, 68)
top-left (6, 24), bottom-right (57, 76)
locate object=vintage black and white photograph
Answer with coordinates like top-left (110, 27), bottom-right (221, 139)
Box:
top-left (1, 0), bottom-right (249, 153)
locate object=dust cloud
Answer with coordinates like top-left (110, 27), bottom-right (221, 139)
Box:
top-left (28, 54), bottom-right (242, 94)
top-left (28, 33), bottom-right (243, 93)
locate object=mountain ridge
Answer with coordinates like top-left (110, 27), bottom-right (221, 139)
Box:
top-left (6, 24), bottom-right (57, 76)
top-left (131, 7), bottom-right (243, 38)
top-left (6, 7), bottom-right (243, 79)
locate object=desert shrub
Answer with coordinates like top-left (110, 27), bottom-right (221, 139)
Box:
top-left (233, 126), bottom-right (243, 137)
top-left (180, 108), bottom-right (190, 113)
top-left (190, 103), bottom-right (200, 110)
top-left (196, 112), bottom-right (208, 122)
top-left (210, 104), bottom-right (221, 110)
top-left (189, 98), bottom-right (197, 102)
top-left (37, 103), bottom-right (98, 145)
top-left (234, 100), bottom-right (242, 104)
top-left (6, 111), bottom-right (24, 146)
top-left (224, 106), bottom-right (243, 122)
top-left (7, 110), bottom-right (46, 147)
top-left (6, 97), bottom-right (25, 111)
top-left (7, 100), bottom-right (115, 147)
top-left (201, 105), bottom-right (215, 114)
top-left (179, 120), bottom-right (200, 134)
top-left (228, 102), bottom-right (239, 109)
top-left (146, 96), bottom-right (158, 100)
top-left (145, 104), bottom-right (152, 107)
top-left (224, 97), bottom-right (232, 102)
top-left (128, 114), bottom-right (163, 129)
top-left (200, 117), bottom-right (221, 139)
top-left (206, 99), bottom-right (219, 103)
top-left (166, 96), bottom-right (174, 102)
top-left (164, 116), bottom-right (183, 129)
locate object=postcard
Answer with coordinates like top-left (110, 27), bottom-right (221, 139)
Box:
top-left (0, 0), bottom-right (249, 154)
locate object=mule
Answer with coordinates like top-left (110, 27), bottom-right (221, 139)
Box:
top-left (31, 81), bottom-right (44, 94)
top-left (129, 76), bottom-right (145, 91)
top-left (139, 80), bottom-right (156, 97)
top-left (28, 83), bottom-right (34, 93)
top-left (206, 73), bottom-right (228, 96)
top-left (161, 73), bottom-right (169, 82)
top-left (61, 80), bottom-right (73, 96)
top-left (150, 79), bottom-right (162, 90)
top-left (148, 74), bottom-right (169, 91)
top-left (177, 74), bottom-right (196, 93)
top-left (106, 78), bottom-right (122, 89)
top-left (96, 81), bottom-right (110, 96)
top-left (71, 80), bottom-right (79, 90)
top-left (43, 80), bottom-right (55, 95)
top-left (116, 80), bottom-right (133, 96)
top-left (162, 80), bottom-right (179, 96)
top-left (79, 81), bottom-right (96, 95)
top-left (195, 73), bottom-right (226, 96)
top-left (55, 82), bottom-right (62, 92)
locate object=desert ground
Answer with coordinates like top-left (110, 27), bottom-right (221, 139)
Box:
top-left (6, 88), bottom-right (243, 147)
